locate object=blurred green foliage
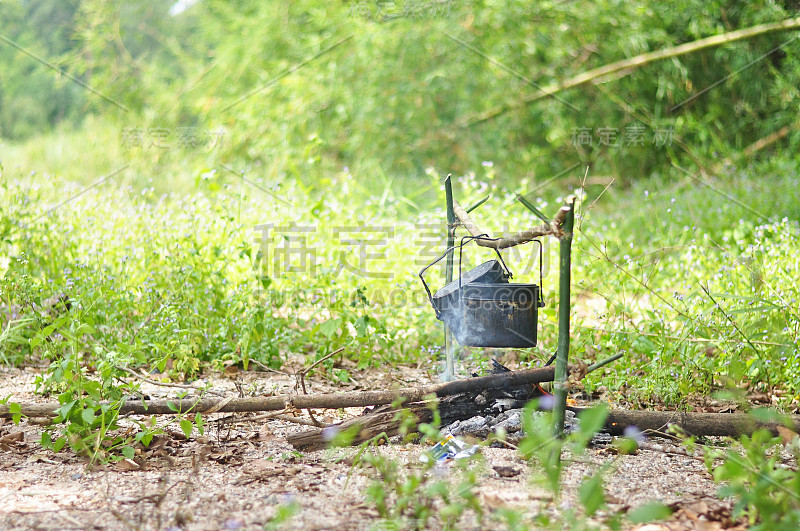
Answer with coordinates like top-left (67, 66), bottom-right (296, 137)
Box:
top-left (0, 2), bottom-right (86, 139)
top-left (2, 0), bottom-right (800, 184)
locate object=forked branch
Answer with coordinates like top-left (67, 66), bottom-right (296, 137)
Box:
top-left (452, 198), bottom-right (572, 249)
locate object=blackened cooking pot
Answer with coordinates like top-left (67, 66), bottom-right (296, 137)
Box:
top-left (429, 259), bottom-right (508, 317)
top-left (454, 282), bottom-right (543, 348)
top-left (419, 235), bottom-right (545, 348)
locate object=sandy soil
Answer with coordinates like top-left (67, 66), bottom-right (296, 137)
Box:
top-left (0, 366), bottom-right (750, 530)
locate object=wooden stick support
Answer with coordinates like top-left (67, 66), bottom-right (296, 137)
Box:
top-left (452, 199), bottom-right (568, 249)
top-left (443, 175), bottom-right (457, 381)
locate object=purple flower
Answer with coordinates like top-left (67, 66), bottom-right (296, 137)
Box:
top-left (322, 425), bottom-right (340, 442)
top-left (537, 395), bottom-right (555, 411)
top-left (623, 425), bottom-right (646, 444)
top-left (224, 519), bottom-right (244, 530)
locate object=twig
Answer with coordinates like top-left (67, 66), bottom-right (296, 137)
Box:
top-left (115, 365), bottom-right (225, 397)
top-left (218, 411), bottom-right (321, 427)
top-left (492, 438), bottom-right (519, 450)
top-left (216, 408), bottom-right (289, 425)
top-left (580, 177), bottom-right (615, 232)
top-left (295, 348), bottom-right (346, 428)
top-left (248, 359), bottom-right (286, 375)
top-left (266, 414), bottom-right (323, 426)
top-left (638, 440), bottom-right (705, 463)
top-left (298, 347), bottom-right (346, 380)
top-left (116, 480), bottom-right (189, 504)
top-left (644, 429), bottom-right (682, 441)
top-left (199, 396), bottom-right (233, 414)
top-left (7, 507), bottom-right (100, 515)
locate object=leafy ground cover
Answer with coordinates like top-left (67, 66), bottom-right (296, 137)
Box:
top-left (8, 154), bottom-right (798, 411)
top-left (1, 149), bottom-right (799, 528)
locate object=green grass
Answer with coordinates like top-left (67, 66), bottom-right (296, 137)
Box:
top-left (572, 166), bottom-right (800, 406)
top-left (1, 123), bottom-right (799, 461)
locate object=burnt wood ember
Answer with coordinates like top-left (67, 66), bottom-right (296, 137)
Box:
top-left (287, 374), bottom-right (549, 451)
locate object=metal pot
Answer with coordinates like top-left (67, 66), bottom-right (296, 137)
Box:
top-left (419, 235), bottom-right (546, 348)
top-left (455, 283), bottom-right (542, 348)
top-left (430, 260), bottom-right (508, 319)
top-left (419, 235), bottom-right (512, 323)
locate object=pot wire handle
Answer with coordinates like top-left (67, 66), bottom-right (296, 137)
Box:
top-left (457, 234), bottom-right (492, 290)
top-left (418, 242), bottom-right (465, 315)
top-left (419, 234), bottom-right (513, 313)
top-left (456, 234), bottom-right (513, 285)
top-left (493, 248), bottom-right (513, 280)
top-left (533, 239), bottom-right (545, 307)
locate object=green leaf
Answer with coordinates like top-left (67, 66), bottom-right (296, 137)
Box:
top-left (354, 315), bottom-right (370, 337)
top-left (320, 318), bottom-right (341, 339)
top-left (613, 437), bottom-right (639, 455)
top-left (195, 412), bottom-right (205, 435)
top-left (578, 403), bottom-right (609, 435)
top-left (628, 502), bottom-right (673, 523)
top-left (53, 437), bottom-right (66, 452)
top-left (180, 419), bottom-right (193, 439)
top-left (58, 400), bottom-right (77, 420)
top-left (82, 381), bottom-right (102, 400)
top-left (81, 407), bottom-right (96, 424)
top-left (121, 445), bottom-right (135, 459)
top-left (74, 323), bottom-right (95, 337)
top-left (139, 431), bottom-right (154, 447)
top-left (167, 401), bottom-right (179, 412)
top-left (578, 474), bottom-right (605, 516)
top-left (574, 403), bottom-right (609, 449)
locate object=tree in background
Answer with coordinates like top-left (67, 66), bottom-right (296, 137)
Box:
top-left (0, 1), bottom-right (85, 138)
top-left (2, 0), bottom-right (799, 185)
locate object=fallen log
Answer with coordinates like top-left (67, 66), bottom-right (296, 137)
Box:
top-left (287, 402), bottom-right (434, 451)
top-left (596, 408), bottom-right (800, 438)
top-left (289, 404), bottom-right (800, 451)
top-left (0, 365), bottom-right (557, 418)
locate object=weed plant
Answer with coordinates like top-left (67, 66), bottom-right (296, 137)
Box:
top-left (2, 153), bottom-right (799, 527)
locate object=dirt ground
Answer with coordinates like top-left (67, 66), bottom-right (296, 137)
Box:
top-left (0, 365), bottom-right (753, 530)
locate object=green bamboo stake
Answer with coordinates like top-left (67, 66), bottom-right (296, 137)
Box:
top-left (553, 196), bottom-right (575, 436)
top-left (587, 352), bottom-right (624, 373)
top-left (515, 194), bottom-right (550, 223)
top-left (465, 194), bottom-right (490, 214)
top-left (443, 175), bottom-right (457, 381)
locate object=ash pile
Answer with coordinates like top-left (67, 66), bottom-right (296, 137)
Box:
top-left (438, 360), bottom-right (611, 447)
